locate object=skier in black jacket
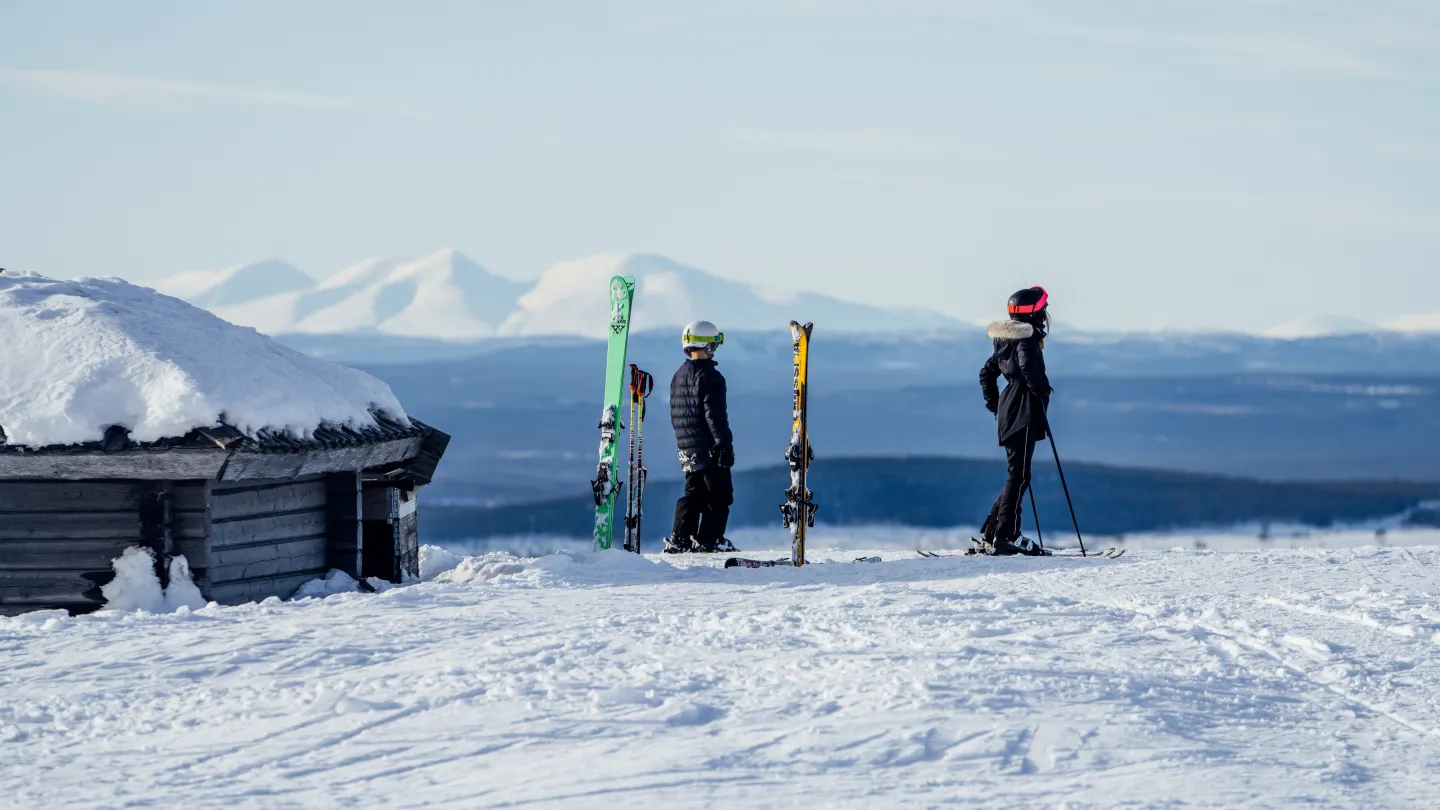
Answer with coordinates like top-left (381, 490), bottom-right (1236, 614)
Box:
top-left (978, 286), bottom-right (1053, 554)
top-left (665, 320), bottom-right (738, 553)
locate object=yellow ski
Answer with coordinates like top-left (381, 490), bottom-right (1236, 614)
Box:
top-left (779, 321), bottom-right (816, 566)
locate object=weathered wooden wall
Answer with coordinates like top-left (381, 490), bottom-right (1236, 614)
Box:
top-left (0, 481), bottom-right (204, 616)
top-left (1, 458), bottom-right (427, 613)
top-left (396, 489), bottom-right (419, 580)
top-left (205, 476), bottom-right (330, 605)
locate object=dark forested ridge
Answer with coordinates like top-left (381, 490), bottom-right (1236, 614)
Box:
top-left (422, 456), bottom-right (1440, 542)
top-left (348, 329), bottom-right (1440, 507)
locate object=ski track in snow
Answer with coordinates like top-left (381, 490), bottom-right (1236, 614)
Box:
top-left (4, 546), bottom-right (1440, 809)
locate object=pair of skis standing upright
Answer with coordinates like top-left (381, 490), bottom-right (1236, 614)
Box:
top-left (590, 276), bottom-right (653, 556)
top-left (589, 275), bottom-right (816, 566)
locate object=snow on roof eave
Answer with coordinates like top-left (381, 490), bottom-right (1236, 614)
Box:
top-left (0, 412), bottom-right (428, 456)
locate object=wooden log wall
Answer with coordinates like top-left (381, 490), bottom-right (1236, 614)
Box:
top-left (0, 481), bottom-right (205, 616)
top-left (205, 476), bottom-right (330, 605)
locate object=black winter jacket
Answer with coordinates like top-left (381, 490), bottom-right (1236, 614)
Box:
top-left (979, 320), bottom-right (1053, 446)
top-left (670, 358), bottom-right (733, 472)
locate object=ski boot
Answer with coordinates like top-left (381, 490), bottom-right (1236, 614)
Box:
top-left (692, 536), bottom-right (738, 554)
top-left (969, 536), bottom-right (1044, 556)
top-left (710, 537), bottom-right (738, 553)
top-left (1011, 536), bottom-right (1047, 556)
top-left (662, 536), bottom-right (694, 554)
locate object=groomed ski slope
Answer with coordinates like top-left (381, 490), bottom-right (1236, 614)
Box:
top-left (5, 541), bottom-right (1440, 809)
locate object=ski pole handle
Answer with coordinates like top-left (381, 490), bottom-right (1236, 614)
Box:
top-left (629, 365), bottom-right (654, 400)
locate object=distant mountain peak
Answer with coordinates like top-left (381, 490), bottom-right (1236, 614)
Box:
top-left (1262, 315), bottom-right (1375, 340)
top-left (155, 258), bottom-right (312, 309)
top-left (1384, 312), bottom-right (1440, 333)
top-left (317, 256), bottom-right (400, 291)
top-left (499, 252), bottom-right (959, 338)
top-left (157, 249), bottom-right (962, 340)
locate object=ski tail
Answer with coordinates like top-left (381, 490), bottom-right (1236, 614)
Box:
top-left (917, 546), bottom-right (1126, 559)
top-left (779, 320), bottom-right (816, 567)
top-left (724, 557), bottom-right (791, 569)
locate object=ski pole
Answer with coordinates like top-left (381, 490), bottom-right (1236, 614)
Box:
top-left (1033, 392), bottom-right (1084, 556)
top-left (626, 365), bottom-right (654, 554)
top-left (1027, 485), bottom-right (1043, 551)
top-left (634, 367), bottom-right (652, 554)
top-left (1046, 427), bottom-right (1086, 557)
top-left (1018, 425), bottom-right (1042, 552)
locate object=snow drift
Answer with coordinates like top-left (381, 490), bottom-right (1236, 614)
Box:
top-left (0, 271), bottom-right (406, 447)
top-left (98, 546), bottom-right (206, 613)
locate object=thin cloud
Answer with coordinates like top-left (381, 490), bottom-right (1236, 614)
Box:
top-left (0, 68), bottom-right (436, 118)
top-left (728, 126), bottom-right (944, 156)
top-left (1184, 34), bottom-right (1411, 78)
top-left (1044, 19), bottom-right (1423, 79)
top-left (1022, 187), bottom-right (1440, 240)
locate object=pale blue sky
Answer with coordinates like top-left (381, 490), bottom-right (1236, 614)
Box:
top-left (1, 1), bottom-right (1436, 331)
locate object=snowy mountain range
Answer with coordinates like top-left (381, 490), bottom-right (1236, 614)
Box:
top-left (157, 249), bottom-right (1440, 341)
top-left (154, 250), bottom-right (961, 340)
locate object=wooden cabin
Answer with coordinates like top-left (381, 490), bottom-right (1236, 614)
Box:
top-left (0, 417), bottom-right (449, 615)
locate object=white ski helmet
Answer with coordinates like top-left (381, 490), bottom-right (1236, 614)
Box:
top-left (681, 320), bottom-right (724, 354)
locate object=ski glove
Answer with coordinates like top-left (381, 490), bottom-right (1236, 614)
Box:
top-left (713, 444), bottom-right (735, 468)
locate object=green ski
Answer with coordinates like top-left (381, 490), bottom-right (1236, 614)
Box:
top-left (591, 275), bottom-right (637, 550)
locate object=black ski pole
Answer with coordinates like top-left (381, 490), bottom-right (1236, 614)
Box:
top-left (1027, 485), bottom-right (1043, 551)
top-left (1046, 428), bottom-right (1086, 557)
top-left (1021, 426), bottom-right (1043, 552)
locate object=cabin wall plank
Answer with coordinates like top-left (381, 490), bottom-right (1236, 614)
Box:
top-left (0, 512), bottom-right (140, 540)
top-left (0, 452), bottom-right (225, 481)
top-left (204, 475), bottom-right (334, 603)
top-left (0, 538), bottom-right (140, 571)
top-left (206, 569), bottom-right (327, 605)
top-left (210, 512), bottom-right (329, 548)
top-left (208, 547), bottom-right (327, 585)
top-left (0, 570), bottom-right (109, 614)
top-left (209, 482), bottom-right (328, 521)
top-left (0, 482), bottom-right (140, 511)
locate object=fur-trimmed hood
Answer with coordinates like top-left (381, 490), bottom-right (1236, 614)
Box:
top-left (987, 320), bottom-right (1035, 341)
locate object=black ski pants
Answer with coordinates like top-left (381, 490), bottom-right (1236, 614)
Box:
top-left (984, 431), bottom-right (1038, 543)
top-left (672, 467), bottom-right (733, 545)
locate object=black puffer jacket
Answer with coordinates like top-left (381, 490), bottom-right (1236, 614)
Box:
top-left (979, 320), bottom-right (1053, 445)
top-left (670, 358), bottom-right (733, 472)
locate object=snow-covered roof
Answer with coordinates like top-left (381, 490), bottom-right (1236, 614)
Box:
top-left (0, 271), bottom-right (407, 448)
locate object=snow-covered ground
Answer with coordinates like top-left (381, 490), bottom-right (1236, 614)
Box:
top-left (435, 524), bottom-right (1440, 561)
top-left (6, 536), bottom-right (1440, 808)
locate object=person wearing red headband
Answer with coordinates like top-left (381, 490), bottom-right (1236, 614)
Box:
top-left (977, 286), bottom-right (1053, 555)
